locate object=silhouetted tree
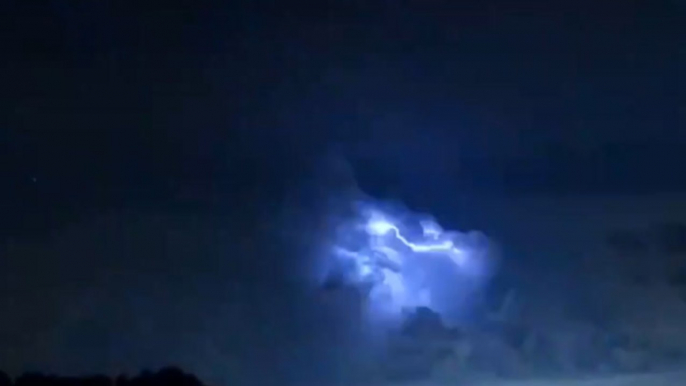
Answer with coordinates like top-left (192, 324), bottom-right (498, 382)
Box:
top-left (15, 372), bottom-right (51, 386)
top-left (6, 368), bottom-right (206, 386)
top-left (155, 368), bottom-right (202, 386)
top-left (113, 375), bottom-right (129, 386)
top-left (0, 371), bottom-right (11, 386)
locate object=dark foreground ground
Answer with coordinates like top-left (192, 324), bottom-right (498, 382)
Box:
top-left (0, 368), bottom-right (204, 386)
top-left (5, 369), bottom-right (686, 386)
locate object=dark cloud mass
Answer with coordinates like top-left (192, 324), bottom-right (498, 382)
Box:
top-left (0, 0), bottom-right (684, 385)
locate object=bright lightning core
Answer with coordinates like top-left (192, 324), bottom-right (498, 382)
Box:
top-left (366, 212), bottom-right (466, 266)
top-left (329, 203), bottom-right (493, 322)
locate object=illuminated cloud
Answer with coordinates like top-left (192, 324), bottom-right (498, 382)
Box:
top-left (328, 201), bottom-right (493, 321)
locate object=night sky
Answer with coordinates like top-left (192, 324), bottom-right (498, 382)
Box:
top-left (0, 0), bottom-right (684, 384)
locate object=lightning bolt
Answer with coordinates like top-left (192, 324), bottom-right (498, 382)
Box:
top-left (365, 211), bottom-right (466, 266)
top-left (329, 205), bottom-right (473, 318)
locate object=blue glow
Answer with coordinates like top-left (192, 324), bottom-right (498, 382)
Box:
top-left (329, 204), bottom-right (486, 319)
top-left (365, 212), bottom-right (466, 266)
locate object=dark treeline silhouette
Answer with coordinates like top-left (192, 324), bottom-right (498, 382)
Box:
top-left (0, 368), bottom-right (204, 386)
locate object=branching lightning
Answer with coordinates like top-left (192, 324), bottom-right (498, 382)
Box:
top-left (365, 211), bottom-right (466, 266)
top-left (329, 204), bottom-right (481, 318)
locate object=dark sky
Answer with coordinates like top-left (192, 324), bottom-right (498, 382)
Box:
top-left (2, 0), bottom-right (684, 224)
top-left (0, 0), bottom-right (684, 383)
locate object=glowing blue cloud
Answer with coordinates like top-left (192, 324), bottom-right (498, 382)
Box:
top-left (365, 211), bottom-right (466, 266)
top-left (328, 202), bottom-right (491, 320)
